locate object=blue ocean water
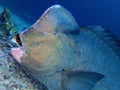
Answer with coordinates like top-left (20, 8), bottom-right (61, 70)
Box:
top-left (0, 0), bottom-right (120, 39)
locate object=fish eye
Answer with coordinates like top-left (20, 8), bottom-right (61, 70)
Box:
top-left (54, 31), bottom-right (57, 35)
top-left (54, 31), bottom-right (58, 35)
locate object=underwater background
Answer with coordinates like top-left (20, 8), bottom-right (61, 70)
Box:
top-left (0, 0), bottom-right (120, 39)
top-left (0, 1), bottom-right (119, 90)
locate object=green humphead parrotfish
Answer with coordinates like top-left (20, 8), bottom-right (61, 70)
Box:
top-left (11, 5), bottom-right (120, 90)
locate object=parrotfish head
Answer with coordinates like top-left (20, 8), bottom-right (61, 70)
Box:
top-left (11, 5), bottom-right (80, 78)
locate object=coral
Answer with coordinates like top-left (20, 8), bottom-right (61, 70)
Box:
top-left (0, 8), bottom-right (18, 38)
top-left (0, 8), bottom-right (46, 90)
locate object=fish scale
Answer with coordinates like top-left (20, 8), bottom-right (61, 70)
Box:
top-left (75, 26), bottom-right (120, 90)
top-left (84, 26), bottom-right (120, 56)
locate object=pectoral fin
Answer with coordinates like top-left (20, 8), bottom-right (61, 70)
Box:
top-left (62, 71), bottom-right (104, 90)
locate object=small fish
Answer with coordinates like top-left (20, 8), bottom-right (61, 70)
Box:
top-left (11, 5), bottom-right (105, 90)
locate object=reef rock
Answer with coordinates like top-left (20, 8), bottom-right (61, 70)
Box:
top-left (0, 8), bottom-right (46, 90)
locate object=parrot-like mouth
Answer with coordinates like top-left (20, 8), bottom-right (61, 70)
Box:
top-left (11, 34), bottom-right (24, 63)
top-left (15, 34), bottom-right (22, 46)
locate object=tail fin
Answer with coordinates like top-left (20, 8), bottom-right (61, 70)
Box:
top-left (62, 71), bottom-right (104, 90)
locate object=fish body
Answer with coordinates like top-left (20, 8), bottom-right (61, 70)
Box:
top-left (73, 26), bottom-right (120, 90)
top-left (11, 5), bottom-right (120, 90)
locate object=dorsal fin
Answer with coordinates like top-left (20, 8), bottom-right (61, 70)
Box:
top-left (32, 5), bottom-right (79, 35)
top-left (80, 26), bottom-right (120, 56)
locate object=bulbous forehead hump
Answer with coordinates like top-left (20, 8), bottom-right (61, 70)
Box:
top-left (33, 4), bottom-right (79, 35)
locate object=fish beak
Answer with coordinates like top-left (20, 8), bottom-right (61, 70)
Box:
top-left (11, 47), bottom-right (23, 63)
top-left (11, 37), bottom-right (18, 45)
top-left (11, 34), bottom-right (23, 64)
top-left (11, 34), bottom-right (22, 46)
